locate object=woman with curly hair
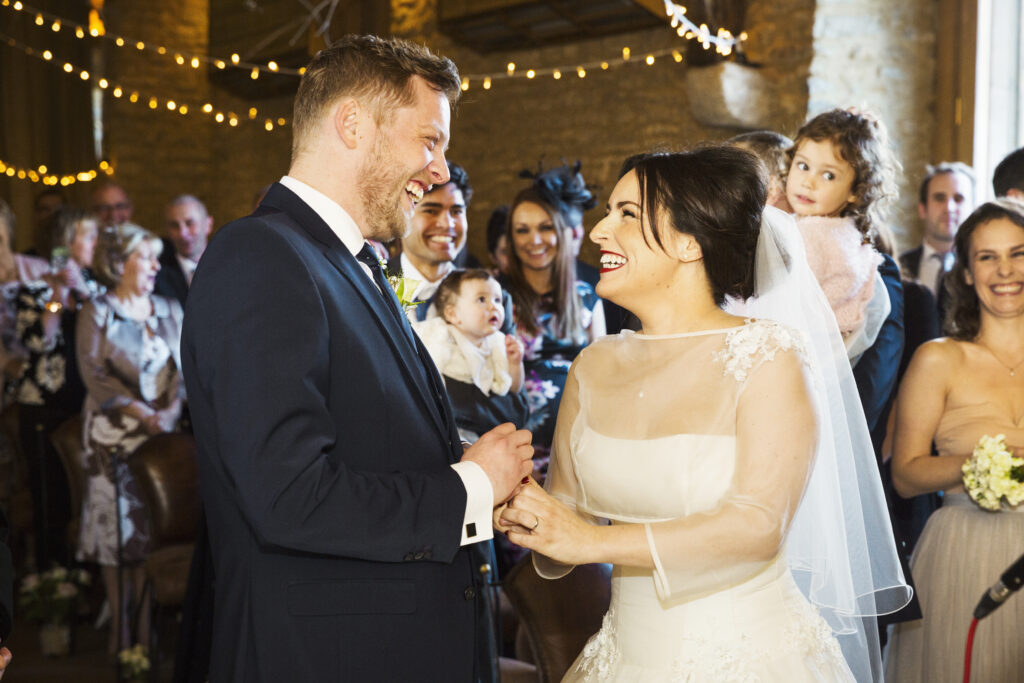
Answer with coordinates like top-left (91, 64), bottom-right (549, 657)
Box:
top-left (886, 198), bottom-right (1024, 680)
top-left (502, 163), bottom-right (606, 463)
top-left (785, 108), bottom-right (899, 360)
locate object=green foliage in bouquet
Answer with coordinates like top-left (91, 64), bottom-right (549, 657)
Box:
top-left (17, 566), bottom-right (91, 624)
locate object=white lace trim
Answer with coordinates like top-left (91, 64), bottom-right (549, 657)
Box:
top-left (670, 601), bottom-right (845, 682)
top-left (575, 609), bottom-right (621, 681)
top-left (713, 319), bottom-right (807, 382)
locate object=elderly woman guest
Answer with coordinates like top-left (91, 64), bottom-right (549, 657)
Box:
top-left (76, 223), bottom-right (184, 654)
top-left (886, 199), bottom-right (1024, 681)
top-left (503, 167), bottom-right (605, 459)
top-left (0, 198), bottom-right (49, 405)
top-left (16, 208), bottom-right (101, 570)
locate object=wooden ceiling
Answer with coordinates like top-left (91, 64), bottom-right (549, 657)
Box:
top-left (438, 0), bottom-right (672, 53)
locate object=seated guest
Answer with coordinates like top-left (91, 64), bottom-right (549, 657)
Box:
top-left (993, 146), bottom-right (1024, 199)
top-left (886, 199), bottom-right (1024, 681)
top-left (503, 174), bottom-right (605, 460)
top-left (16, 208), bottom-right (101, 570)
top-left (156, 195), bottom-right (213, 306)
top-left (76, 223), bottom-right (185, 654)
top-left (0, 199), bottom-right (49, 407)
top-left (413, 269), bottom-right (528, 443)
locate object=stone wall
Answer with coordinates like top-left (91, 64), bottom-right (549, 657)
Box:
top-left (394, 0), bottom-right (816, 265)
top-left (3, 0), bottom-right (937, 259)
top-left (99, 0), bottom-right (292, 235)
top-left (807, 0), bottom-right (938, 249)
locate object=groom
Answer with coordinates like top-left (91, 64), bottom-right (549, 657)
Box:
top-left (181, 35), bottom-right (533, 682)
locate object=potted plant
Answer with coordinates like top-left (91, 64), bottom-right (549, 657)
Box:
top-left (18, 566), bottom-right (91, 656)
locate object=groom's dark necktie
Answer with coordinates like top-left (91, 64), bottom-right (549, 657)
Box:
top-left (355, 244), bottom-right (411, 337)
top-left (355, 244), bottom-right (452, 436)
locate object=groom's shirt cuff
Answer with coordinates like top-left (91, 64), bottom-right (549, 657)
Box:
top-left (450, 461), bottom-right (494, 546)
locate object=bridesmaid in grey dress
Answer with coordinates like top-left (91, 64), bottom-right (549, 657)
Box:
top-left (887, 199), bottom-right (1024, 683)
top-left (76, 223), bottom-right (184, 654)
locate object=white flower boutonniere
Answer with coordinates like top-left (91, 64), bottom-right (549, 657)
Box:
top-left (962, 434), bottom-right (1024, 511)
top-left (380, 260), bottom-right (422, 313)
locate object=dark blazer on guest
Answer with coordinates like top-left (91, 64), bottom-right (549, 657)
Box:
top-left (898, 245), bottom-right (923, 281)
top-left (182, 183), bottom-right (492, 682)
top-left (154, 238), bottom-right (189, 307)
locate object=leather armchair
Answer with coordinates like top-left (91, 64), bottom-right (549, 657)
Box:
top-left (501, 555), bottom-right (612, 682)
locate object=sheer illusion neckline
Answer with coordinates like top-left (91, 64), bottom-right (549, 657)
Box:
top-left (624, 322), bottom-right (749, 341)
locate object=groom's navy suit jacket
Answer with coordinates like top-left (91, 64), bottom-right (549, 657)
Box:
top-left (181, 183), bottom-right (489, 682)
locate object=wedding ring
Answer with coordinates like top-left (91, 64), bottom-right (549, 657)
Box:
top-left (530, 518), bottom-right (540, 532)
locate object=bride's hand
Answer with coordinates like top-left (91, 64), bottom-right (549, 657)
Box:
top-left (499, 479), bottom-right (599, 565)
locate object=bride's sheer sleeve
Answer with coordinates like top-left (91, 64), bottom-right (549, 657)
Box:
top-left (533, 359), bottom-right (602, 579)
top-left (645, 345), bottom-right (817, 602)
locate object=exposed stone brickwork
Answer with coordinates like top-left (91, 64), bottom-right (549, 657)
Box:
top-left (807, 0), bottom-right (937, 249)
top-left (84, 0), bottom-right (929, 263)
top-left (101, 0), bottom-right (291, 234)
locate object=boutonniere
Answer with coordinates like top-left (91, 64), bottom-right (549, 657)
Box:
top-left (380, 260), bottom-right (422, 313)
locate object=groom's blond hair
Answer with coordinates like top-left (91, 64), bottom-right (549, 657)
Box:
top-left (291, 35), bottom-right (461, 161)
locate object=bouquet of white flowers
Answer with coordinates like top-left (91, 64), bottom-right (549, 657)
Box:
top-left (118, 644), bottom-right (151, 681)
top-left (18, 566), bottom-right (91, 624)
top-left (962, 434), bottom-right (1024, 511)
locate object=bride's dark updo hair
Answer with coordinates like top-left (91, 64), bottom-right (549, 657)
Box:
top-left (620, 146), bottom-right (766, 306)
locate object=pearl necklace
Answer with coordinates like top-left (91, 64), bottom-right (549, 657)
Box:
top-left (980, 343), bottom-right (1024, 376)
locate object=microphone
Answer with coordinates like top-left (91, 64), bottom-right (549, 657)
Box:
top-left (974, 551), bottom-right (1024, 620)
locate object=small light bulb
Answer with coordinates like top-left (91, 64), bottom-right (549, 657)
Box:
top-left (191, 56), bottom-right (200, 68)
top-left (166, 100), bottom-right (176, 110)
top-left (506, 62), bottom-right (515, 74)
top-left (646, 55), bottom-right (655, 65)
top-left (268, 61), bottom-right (278, 71)
top-left (250, 68), bottom-right (259, 80)
top-left (622, 46), bottom-right (631, 60)
top-left (460, 78), bottom-right (469, 91)
top-left (98, 78), bottom-right (109, 88)
top-left (231, 53), bottom-right (240, 64)
top-left (483, 77), bottom-right (491, 90)
top-left (215, 112), bottom-right (224, 123)
top-left (265, 121), bottom-right (274, 131)
top-left (553, 69), bottom-right (561, 80)
top-left (136, 41), bottom-right (145, 50)
top-left (526, 69), bottom-right (535, 79)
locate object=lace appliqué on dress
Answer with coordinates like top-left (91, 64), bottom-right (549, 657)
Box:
top-left (575, 609), bottom-right (621, 681)
top-left (670, 602), bottom-right (844, 682)
top-left (713, 319), bottom-right (808, 382)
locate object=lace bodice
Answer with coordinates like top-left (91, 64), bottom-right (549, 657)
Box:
top-left (538, 319), bottom-right (818, 603)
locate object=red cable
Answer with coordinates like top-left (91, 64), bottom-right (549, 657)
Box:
top-left (963, 617), bottom-right (979, 683)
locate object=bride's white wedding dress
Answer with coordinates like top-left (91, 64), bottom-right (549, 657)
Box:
top-left (535, 320), bottom-right (855, 682)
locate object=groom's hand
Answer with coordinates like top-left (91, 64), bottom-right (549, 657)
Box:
top-left (462, 423), bottom-right (533, 505)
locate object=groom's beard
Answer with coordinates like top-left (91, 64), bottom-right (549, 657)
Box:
top-left (358, 135), bottom-right (412, 243)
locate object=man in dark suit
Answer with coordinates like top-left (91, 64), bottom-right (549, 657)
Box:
top-left (155, 195), bottom-right (213, 306)
top-left (898, 162), bottom-right (975, 295)
top-left (388, 162), bottom-right (515, 334)
top-left (181, 35), bottom-right (533, 682)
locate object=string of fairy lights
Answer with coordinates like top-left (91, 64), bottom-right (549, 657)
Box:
top-left (0, 158), bottom-right (114, 187)
top-left (0, 0), bottom-right (305, 77)
top-left (0, 0), bottom-right (745, 184)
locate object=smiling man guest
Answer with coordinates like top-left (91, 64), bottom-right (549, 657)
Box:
top-left (181, 35), bottom-right (533, 682)
top-left (391, 162), bottom-right (515, 332)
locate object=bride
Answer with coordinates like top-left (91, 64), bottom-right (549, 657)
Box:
top-left (496, 146), bottom-right (910, 681)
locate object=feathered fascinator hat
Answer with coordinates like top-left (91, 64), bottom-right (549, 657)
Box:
top-left (519, 160), bottom-right (597, 227)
